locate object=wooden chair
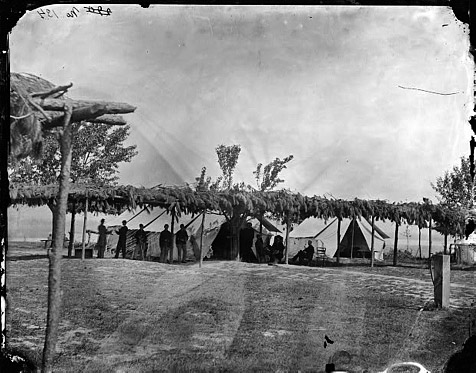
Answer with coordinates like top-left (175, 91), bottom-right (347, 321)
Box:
top-left (315, 245), bottom-right (327, 267)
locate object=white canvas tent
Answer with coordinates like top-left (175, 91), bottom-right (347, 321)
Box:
top-left (105, 209), bottom-right (281, 261)
top-left (288, 217), bottom-right (389, 261)
top-left (105, 208), bottom-right (223, 261)
top-left (454, 233), bottom-right (476, 264)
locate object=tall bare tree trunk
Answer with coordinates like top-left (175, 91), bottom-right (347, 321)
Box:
top-left (393, 222), bottom-right (399, 266)
top-left (67, 202), bottom-right (76, 257)
top-left (42, 105), bottom-right (73, 373)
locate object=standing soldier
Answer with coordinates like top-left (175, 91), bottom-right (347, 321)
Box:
top-left (95, 219), bottom-right (110, 259)
top-left (176, 224), bottom-right (189, 263)
top-left (255, 234), bottom-right (264, 263)
top-left (134, 224), bottom-right (148, 260)
top-left (114, 220), bottom-right (128, 259)
top-left (159, 224), bottom-right (173, 263)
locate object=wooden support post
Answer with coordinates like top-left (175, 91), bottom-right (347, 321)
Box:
top-left (81, 198), bottom-right (88, 261)
top-left (42, 104), bottom-right (73, 373)
top-left (170, 207), bottom-right (175, 263)
top-left (418, 226), bottom-right (422, 260)
top-left (67, 201), bottom-right (76, 257)
top-left (336, 218), bottom-right (341, 264)
top-left (370, 215), bottom-right (375, 268)
top-left (393, 222), bottom-right (399, 266)
top-left (350, 218), bottom-right (355, 259)
top-left (428, 218), bottom-right (432, 269)
top-left (285, 214), bottom-right (291, 265)
top-left (444, 232), bottom-right (448, 255)
top-left (199, 211), bottom-right (206, 268)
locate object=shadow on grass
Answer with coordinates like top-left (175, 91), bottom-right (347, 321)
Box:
top-left (6, 255), bottom-right (48, 261)
top-left (7, 255), bottom-right (98, 261)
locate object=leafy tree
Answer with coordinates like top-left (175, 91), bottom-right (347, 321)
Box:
top-left (9, 122), bottom-right (137, 255)
top-left (253, 155), bottom-right (294, 191)
top-left (432, 156), bottom-right (474, 209)
top-left (432, 157), bottom-right (474, 242)
top-left (194, 166), bottom-right (221, 192)
top-left (10, 122), bottom-right (137, 185)
top-left (216, 144), bottom-right (241, 190)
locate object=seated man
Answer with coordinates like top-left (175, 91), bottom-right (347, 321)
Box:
top-left (292, 240), bottom-right (314, 265)
top-left (268, 235), bottom-right (285, 265)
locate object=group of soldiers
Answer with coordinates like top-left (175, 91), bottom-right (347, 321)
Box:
top-left (93, 218), bottom-right (302, 266)
top-left (239, 222), bottom-right (287, 265)
top-left (92, 219), bottom-right (189, 263)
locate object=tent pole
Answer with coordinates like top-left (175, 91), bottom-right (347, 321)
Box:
top-left (199, 211), bottom-right (206, 268)
top-left (393, 222), bottom-right (399, 266)
top-left (370, 215), bottom-right (375, 268)
top-left (170, 206), bottom-right (175, 263)
top-left (127, 207), bottom-right (146, 223)
top-left (184, 213), bottom-right (202, 230)
top-left (81, 197), bottom-right (88, 261)
top-left (143, 209), bottom-right (167, 229)
top-left (350, 218), bottom-right (355, 259)
top-left (418, 226), bottom-right (422, 259)
top-left (336, 218), bottom-right (341, 264)
top-left (285, 213), bottom-right (290, 265)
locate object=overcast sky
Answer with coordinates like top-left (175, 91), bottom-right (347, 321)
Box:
top-left (10, 5), bottom-right (474, 204)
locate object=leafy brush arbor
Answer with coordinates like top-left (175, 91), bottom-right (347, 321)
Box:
top-left (9, 72), bottom-right (136, 373)
top-left (10, 121), bottom-right (137, 255)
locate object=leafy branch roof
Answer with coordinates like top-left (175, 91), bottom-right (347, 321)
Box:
top-left (9, 183), bottom-right (466, 232)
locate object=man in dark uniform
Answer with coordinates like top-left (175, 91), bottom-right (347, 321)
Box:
top-left (292, 240), bottom-right (315, 265)
top-left (114, 220), bottom-right (128, 259)
top-left (255, 234), bottom-right (264, 263)
top-left (159, 224), bottom-right (173, 263)
top-left (175, 223), bottom-right (189, 263)
top-left (134, 224), bottom-right (148, 260)
top-left (240, 222), bottom-right (257, 262)
top-left (268, 235), bottom-right (285, 265)
top-left (95, 219), bottom-right (110, 258)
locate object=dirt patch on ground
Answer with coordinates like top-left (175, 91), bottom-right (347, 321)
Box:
top-left (5, 242), bottom-right (476, 372)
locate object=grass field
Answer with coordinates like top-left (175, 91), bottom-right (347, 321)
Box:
top-left (5, 242), bottom-right (476, 372)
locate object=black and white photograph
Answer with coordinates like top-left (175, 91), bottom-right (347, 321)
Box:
top-left (3, 3), bottom-right (476, 372)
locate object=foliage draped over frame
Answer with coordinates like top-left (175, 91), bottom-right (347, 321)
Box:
top-left (9, 183), bottom-right (467, 236)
